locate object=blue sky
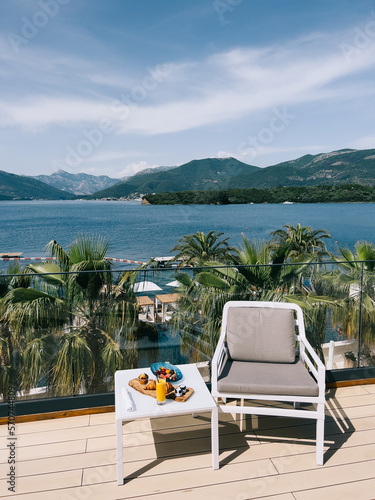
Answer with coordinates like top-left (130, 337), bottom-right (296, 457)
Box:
top-left (1, 0), bottom-right (375, 178)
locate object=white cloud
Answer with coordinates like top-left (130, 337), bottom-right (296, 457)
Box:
top-left (0, 97), bottom-right (111, 129)
top-left (110, 38), bottom-right (375, 135)
top-left (1, 31), bottom-right (375, 136)
top-left (118, 161), bottom-right (159, 178)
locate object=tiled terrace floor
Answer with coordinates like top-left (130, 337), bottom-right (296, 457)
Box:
top-left (1, 384), bottom-right (375, 499)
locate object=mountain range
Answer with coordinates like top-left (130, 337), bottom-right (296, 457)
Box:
top-left (87, 157), bottom-right (257, 199)
top-left (1, 148), bottom-right (375, 200)
top-left (33, 170), bottom-right (120, 196)
top-left (0, 170), bottom-right (74, 200)
top-left (87, 148), bottom-right (375, 199)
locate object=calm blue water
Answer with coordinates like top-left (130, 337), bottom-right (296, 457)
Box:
top-left (1, 201), bottom-right (374, 264)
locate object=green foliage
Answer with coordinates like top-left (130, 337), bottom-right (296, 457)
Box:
top-left (269, 223), bottom-right (331, 262)
top-left (144, 184), bottom-right (375, 205)
top-left (171, 230), bottom-right (235, 265)
top-left (0, 234), bottom-right (139, 398)
top-left (171, 232), bottom-right (339, 362)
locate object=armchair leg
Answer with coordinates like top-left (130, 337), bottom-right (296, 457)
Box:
top-left (239, 398), bottom-right (245, 432)
top-left (316, 404), bottom-right (325, 465)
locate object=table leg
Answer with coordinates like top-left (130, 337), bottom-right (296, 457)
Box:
top-left (116, 419), bottom-right (124, 485)
top-left (211, 406), bottom-right (219, 469)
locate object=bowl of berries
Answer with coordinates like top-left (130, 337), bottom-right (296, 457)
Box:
top-left (151, 362), bottom-right (182, 382)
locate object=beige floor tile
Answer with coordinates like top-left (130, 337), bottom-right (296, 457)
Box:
top-left (294, 477), bottom-right (375, 500)
top-left (178, 458), bottom-right (375, 500)
top-left (0, 469), bottom-right (82, 497)
top-left (88, 427), bottom-right (256, 458)
top-left (363, 383), bottom-right (375, 394)
top-left (0, 425), bottom-right (10, 438)
top-left (89, 412), bottom-right (115, 425)
top-left (120, 418), bottom-right (254, 449)
top-left (327, 393), bottom-right (375, 409)
top-left (1, 438), bottom-right (87, 463)
top-left (256, 495), bottom-right (295, 500)
top-left (87, 457), bottom-right (278, 493)
top-left (273, 441), bottom-right (375, 473)
top-left (14, 415), bottom-right (90, 435)
top-left (348, 415), bottom-right (375, 431)
top-left (117, 459), bottom-right (375, 500)
top-left (326, 385), bottom-right (370, 398)
top-left (333, 403), bottom-right (375, 420)
top-left (0, 414), bottom-right (90, 438)
top-left (0, 422), bottom-right (114, 450)
top-left (83, 450), bottom-right (221, 484)
top-left (0, 448), bottom-right (115, 478)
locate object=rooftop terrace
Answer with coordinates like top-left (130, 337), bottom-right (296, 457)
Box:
top-left (1, 383), bottom-right (375, 499)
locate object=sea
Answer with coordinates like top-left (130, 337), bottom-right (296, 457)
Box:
top-left (1, 200), bottom-right (374, 265)
top-left (1, 199), bottom-right (373, 354)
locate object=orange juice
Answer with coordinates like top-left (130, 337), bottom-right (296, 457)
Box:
top-left (156, 378), bottom-right (166, 405)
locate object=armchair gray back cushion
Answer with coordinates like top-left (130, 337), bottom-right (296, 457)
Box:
top-left (226, 307), bottom-right (296, 363)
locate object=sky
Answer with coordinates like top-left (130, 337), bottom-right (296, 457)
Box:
top-left (1, 0), bottom-right (375, 179)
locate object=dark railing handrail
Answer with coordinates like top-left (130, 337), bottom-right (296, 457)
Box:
top-left (1, 259), bottom-right (375, 278)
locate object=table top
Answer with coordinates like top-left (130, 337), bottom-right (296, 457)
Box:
top-left (115, 363), bottom-right (216, 421)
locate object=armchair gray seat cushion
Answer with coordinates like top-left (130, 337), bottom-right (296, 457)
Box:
top-left (217, 359), bottom-right (319, 397)
top-left (227, 307), bottom-right (296, 363)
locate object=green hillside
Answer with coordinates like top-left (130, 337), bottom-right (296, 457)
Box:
top-left (88, 157), bottom-right (259, 199)
top-left (229, 149), bottom-right (375, 189)
top-left (88, 148), bottom-right (375, 199)
top-left (0, 170), bottom-right (75, 200)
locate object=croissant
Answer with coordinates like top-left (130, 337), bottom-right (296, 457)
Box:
top-left (146, 380), bottom-right (156, 390)
top-left (165, 381), bottom-right (173, 393)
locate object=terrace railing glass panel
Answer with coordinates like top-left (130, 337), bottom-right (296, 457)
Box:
top-left (1, 260), bottom-right (374, 409)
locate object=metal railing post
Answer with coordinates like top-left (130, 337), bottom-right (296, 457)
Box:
top-left (357, 262), bottom-right (364, 368)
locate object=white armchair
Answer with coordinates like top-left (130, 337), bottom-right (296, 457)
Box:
top-left (211, 301), bottom-right (326, 465)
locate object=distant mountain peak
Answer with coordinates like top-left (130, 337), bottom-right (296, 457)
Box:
top-left (87, 157), bottom-right (260, 199)
top-left (32, 171), bottom-right (120, 196)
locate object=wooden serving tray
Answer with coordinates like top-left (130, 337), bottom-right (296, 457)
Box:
top-left (128, 378), bottom-right (194, 403)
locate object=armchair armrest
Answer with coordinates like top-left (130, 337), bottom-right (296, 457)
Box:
top-left (299, 336), bottom-right (325, 396)
top-left (211, 336), bottom-right (227, 395)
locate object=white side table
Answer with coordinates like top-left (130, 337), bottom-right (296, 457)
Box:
top-left (115, 363), bottom-right (219, 485)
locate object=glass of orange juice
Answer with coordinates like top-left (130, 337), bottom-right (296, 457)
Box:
top-left (156, 378), bottom-right (166, 405)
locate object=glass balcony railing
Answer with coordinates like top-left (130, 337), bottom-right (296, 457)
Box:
top-left (1, 260), bottom-right (375, 412)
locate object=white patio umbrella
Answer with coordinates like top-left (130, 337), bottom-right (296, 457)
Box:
top-left (132, 281), bottom-right (162, 293)
top-left (166, 280), bottom-right (180, 287)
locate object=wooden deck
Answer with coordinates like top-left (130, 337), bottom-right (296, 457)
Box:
top-left (1, 384), bottom-right (375, 499)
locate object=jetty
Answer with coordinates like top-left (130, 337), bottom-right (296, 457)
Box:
top-left (0, 252), bottom-right (23, 259)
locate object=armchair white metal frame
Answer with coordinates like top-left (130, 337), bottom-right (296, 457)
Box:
top-left (211, 301), bottom-right (326, 465)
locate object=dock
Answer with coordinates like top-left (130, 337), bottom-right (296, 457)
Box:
top-left (0, 252), bottom-right (23, 259)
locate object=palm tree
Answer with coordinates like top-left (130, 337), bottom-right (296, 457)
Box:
top-left (1, 234), bottom-right (138, 397)
top-left (171, 230), bottom-right (234, 266)
top-left (172, 234), bottom-right (335, 361)
top-left (269, 223), bottom-right (331, 262)
top-left (319, 241), bottom-right (375, 356)
top-left (0, 261), bottom-right (29, 399)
